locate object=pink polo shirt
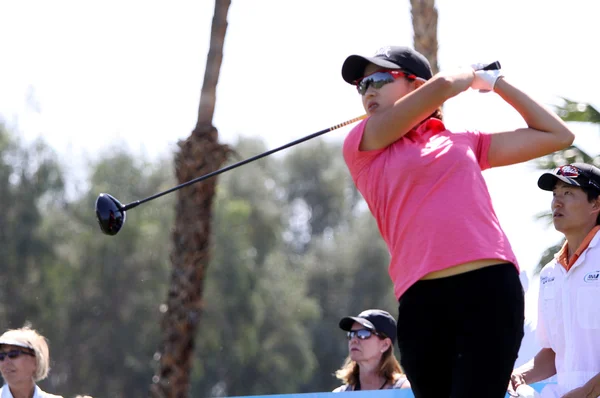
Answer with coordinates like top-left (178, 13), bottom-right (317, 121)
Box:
top-left (343, 117), bottom-right (519, 299)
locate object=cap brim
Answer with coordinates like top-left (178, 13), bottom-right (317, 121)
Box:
top-left (0, 338), bottom-right (33, 349)
top-left (339, 316), bottom-right (376, 331)
top-left (341, 55), bottom-right (401, 84)
top-left (538, 173), bottom-right (581, 191)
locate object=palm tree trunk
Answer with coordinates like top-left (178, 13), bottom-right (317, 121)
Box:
top-left (410, 0), bottom-right (439, 74)
top-left (149, 1), bottom-right (231, 397)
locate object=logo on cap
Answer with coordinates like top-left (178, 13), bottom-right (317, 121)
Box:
top-left (374, 47), bottom-right (392, 58)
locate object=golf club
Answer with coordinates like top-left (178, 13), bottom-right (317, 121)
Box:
top-left (95, 115), bottom-right (367, 235)
top-left (95, 60), bottom-right (502, 236)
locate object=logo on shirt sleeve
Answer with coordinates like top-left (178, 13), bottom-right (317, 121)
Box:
top-left (584, 271), bottom-right (600, 283)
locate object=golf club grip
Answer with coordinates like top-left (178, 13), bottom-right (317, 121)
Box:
top-left (482, 61), bottom-right (501, 71)
top-left (121, 115), bottom-right (367, 211)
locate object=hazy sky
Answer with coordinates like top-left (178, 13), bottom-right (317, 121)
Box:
top-left (1, 0), bottom-right (599, 281)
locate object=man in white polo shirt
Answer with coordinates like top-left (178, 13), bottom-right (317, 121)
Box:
top-left (508, 163), bottom-right (600, 398)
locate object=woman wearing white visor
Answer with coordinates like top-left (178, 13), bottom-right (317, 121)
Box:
top-left (0, 327), bottom-right (62, 398)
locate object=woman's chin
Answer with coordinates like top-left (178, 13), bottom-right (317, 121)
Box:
top-left (349, 351), bottom-right (362, 361)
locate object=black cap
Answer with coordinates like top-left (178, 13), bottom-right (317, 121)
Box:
top-left (342, 46), bottom-right (433, 84)
top-left (339, 309), bottom-right (397, 344)
top-left (538, 163), bottom-right (600, 192)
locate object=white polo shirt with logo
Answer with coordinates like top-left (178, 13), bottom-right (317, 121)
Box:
top-left (537, 231), bottom-right (600, 397)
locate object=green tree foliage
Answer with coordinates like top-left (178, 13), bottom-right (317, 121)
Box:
top-left (0, 122), bottom-right (64, 334)
top-left (191, 138), bottom-right (320, 397)
top-left (0, 127), bottom-right (176, 397)
top-left (282, 140), bottom-right (361, 243)
top-left (554, 99), bottom-right (600, 124)
top-left (44, 149), bottom-right (175, 397)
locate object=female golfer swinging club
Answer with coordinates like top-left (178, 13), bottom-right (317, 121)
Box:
top-left (340, 46), bottom-right (575, 397)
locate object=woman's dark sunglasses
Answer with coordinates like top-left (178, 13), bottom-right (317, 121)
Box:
top-left (346, 329), bottom-right (383, 340)
top-left (353, 70), bottom-right (417, 95)
top-left (0, 349), bottom-right (35, 361)
top-left (556, 165), bottom-right (600, 191)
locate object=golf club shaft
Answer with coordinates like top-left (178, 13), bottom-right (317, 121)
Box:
top-left (120, 62), bottom-right (502, 211)
top-left (121, 115), bottom-right (367, 211)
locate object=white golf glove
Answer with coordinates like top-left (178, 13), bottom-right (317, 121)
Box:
top-left (470, 62), bottom-right (503, 93)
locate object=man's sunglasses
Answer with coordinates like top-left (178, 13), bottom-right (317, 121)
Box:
top-left (0, 349), bottom-right (35, 361)
top-left (353, 70), bottom-right (417, 95)
top-left (346, 329), bottom-right (384, 340)
top-left (556, 165), bottom-right (600, 191)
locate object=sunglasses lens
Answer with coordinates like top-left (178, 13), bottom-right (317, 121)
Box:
top-left (0, 350), bottom-right (21, 361)
top-left (347, 329), bottom-right (374, 340)
top-left (357, 72), bottom-right (396, 95)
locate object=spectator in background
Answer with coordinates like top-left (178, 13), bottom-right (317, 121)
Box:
top-left (333, 309), bottom-right (410, 392)
top-left (0, 326), bottom-right (63, 398)
top-left (509, 164), bottom-right (600, 398)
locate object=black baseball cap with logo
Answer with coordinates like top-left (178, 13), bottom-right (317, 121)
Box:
top-left (342, 46), bottom-right (433, 84)
top-left (339, 309), bottom-right (397, 344)
top-left (538, 163), bottom-right (600, 192)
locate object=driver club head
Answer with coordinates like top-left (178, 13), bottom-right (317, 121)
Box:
top-left (95, 193), bottom-right (126, 236)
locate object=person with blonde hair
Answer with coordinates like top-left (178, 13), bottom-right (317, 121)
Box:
top-left (0, 326), bottom-right (63, 398)
top-left (333, 309), bottom-right (410, 392)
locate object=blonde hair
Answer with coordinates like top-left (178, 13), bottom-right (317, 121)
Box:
top-left (0, 327), bottom-right (50, 381)
top-left (334, 346), bottom-right (404, 387)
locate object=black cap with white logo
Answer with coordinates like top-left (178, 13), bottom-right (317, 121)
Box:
top-left (342, 46), bottom-right (433, 84)
top-left (339, 309), bottom-right (397, 344)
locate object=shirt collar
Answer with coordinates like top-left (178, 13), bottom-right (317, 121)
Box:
top-left (556, 225), bottom-right (600, 271)
top-left (1, 384), bottom-right (44, 398)
top-left (414, 117), bottom-right (445, 135)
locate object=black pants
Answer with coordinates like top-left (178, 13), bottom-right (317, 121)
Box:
top-left (397, 263), bottom-right (524, 398)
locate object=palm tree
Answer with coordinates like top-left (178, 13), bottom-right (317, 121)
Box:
top-left (410, 0), bottom-right (439, 74)
top-left (534, 100), bottom-right (600, 273)
top-left (149, 0), bottom-right (231, 397)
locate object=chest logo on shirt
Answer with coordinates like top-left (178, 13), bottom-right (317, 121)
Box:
top-left (541, 276), bottom-right (555, 285)
top-left (584, 271), bottom-right (600, 283)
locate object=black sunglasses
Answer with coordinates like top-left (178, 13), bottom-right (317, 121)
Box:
top-left (353, 70), bottom-right (417, 95)
top-left (0, 349), bottom-right (35, 361)
top-left (346, 329), bottom-right (383, 340)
